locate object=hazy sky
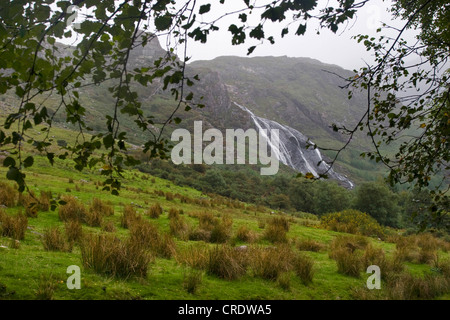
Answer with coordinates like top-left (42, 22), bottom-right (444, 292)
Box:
top-left (184, 0), bottom-right (406, 71)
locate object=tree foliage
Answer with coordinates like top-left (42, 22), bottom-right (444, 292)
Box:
top-left (0, 0), bottom-right (448, 229)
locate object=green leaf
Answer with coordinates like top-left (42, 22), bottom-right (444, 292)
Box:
top-left (23, 156), bottom-right (34, 168)
top-left (6, 167), bottom-right (20, 181)
top-left (199, 4), bottom-right (211, 14)
top-left (3, 157), bottom-right (16, 167)
top-left (155, 14), bottom-right (172, 31)
top-left (295, 24), bottom-right (307, 36)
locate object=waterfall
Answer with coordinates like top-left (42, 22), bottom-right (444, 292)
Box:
top-left (234, 102), bottom-right (354, 189)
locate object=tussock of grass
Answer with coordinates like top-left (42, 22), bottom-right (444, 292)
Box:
top-left (297, 239), bottom-right (325, 252)
top-left (42, 227), bottom-right (73, 252)
top-left (147, 203), bottom-right (163, 219)
top-left (80, 233), bottom-right (153, 279)
top-left (0, 182), bottom-right (17, 207)
top-left (0, 210), bottom-right (28, 240)
top-left (207, 245), bottom-right (248, 280)
top-left (120, 205), bottom-right (142, 229)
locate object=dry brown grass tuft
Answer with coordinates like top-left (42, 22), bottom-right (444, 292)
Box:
top-left (58, 196), bottom-right (87, 222)
top-left (250, 245), bottom-right (293, 280)
top-left (297, 239), bottom-right (325, 252)
top-left (80, 233), bottom-right (153, 278)
top-left (146, 203), bottom-right (163, 219)
top-left (0, 182), bottom-right (17, 207)
top-left (120, 205), bottom-right (142, 229)
top-left (207, 245), bottom-right (248, 280)
top-left (0, 210), bottom-right (28, 240)
top-left (65, 220), bottom-right (83, 243)
top-left (235, 225), bottom-right (257, 243)
top-left (42, 227), bottom-right (73, 252)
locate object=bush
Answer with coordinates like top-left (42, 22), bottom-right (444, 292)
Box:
top-left (42, 227), bottom-right (72, 252)
top-left (321, 210), bottom-right (385, 238)
top-left (80, 233), bottom-right (153, 278)
top-left (0, 210), bottom-right (28, 240)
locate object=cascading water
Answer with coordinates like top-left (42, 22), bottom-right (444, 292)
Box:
top-left (235, 102), bottom-right (354, 189)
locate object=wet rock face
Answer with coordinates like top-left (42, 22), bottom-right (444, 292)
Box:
top-left (235, 103), bottom-right (354, 189)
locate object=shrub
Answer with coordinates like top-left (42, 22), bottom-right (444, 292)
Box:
top-left (42, 227), bottom-right (72, 252)
top-left (292, 253), bottom-right (315, 284)
top-left (146, 203), bottom-right (163, 219)
top-left (0, 210), bottom-right (28, 240)
top-left (80, 233), bottom-right (153, 278)
top-left (321, 209), bottom-right (385, 238)
top-left (0, 182), bottom-right (17, 207)
top-left (297, 239), bottom-right (325, 252)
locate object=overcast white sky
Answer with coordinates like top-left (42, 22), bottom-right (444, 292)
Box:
top-left (66, 0), bottom-right (415, 71)
top-left (183, 0), bottom-right (407, 71)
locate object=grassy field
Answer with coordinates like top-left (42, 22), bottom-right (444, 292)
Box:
top-left (0, 153), bottom-right (449, 301)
